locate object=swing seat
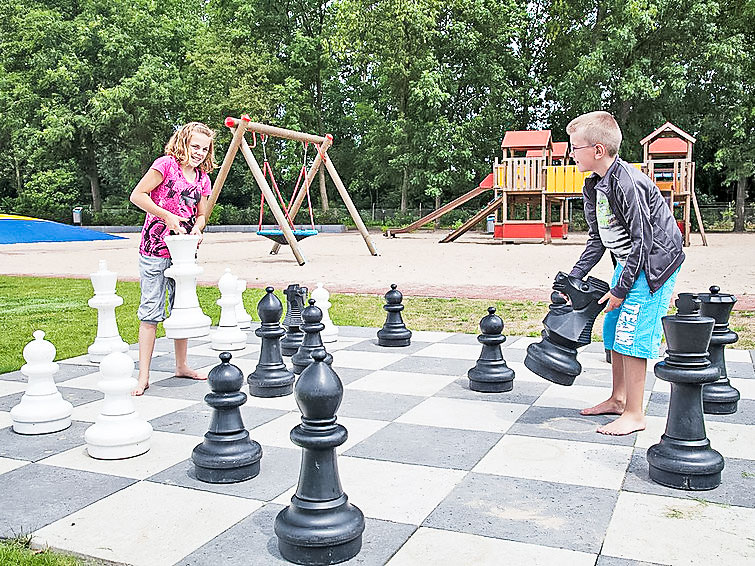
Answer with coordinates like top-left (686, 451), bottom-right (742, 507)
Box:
top-left (257, 229), bottom-right (318, 245)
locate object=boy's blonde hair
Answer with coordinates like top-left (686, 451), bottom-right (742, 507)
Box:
top-left (165, 122), bottom-right (217, 174)
top-left (566, 111), bottom-right (622, 157)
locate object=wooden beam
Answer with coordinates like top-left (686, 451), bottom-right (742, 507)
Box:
top-left (206, 116), bottom-right (250, 218)
top-left (225, 117), bottom-right (327, 144)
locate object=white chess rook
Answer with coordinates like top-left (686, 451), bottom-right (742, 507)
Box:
top-left (85, 351), bottom-right (152, 459)
top-left (211, 269), bottom-right (247, 351)
top-left (162, 234), bottom-right (211, 339)
top-left (312, 282), bottom-right (338, 343)
top-left (235, 278), bottom-right (253, 329)
top-left (11, 331), bottom-right (73, 435)
top-left (87, 260), bottom-right (129, 362)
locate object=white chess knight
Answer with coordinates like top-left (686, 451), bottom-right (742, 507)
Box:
top-left (162, 234), bottom-right (211, 339)
top-left (211, 269), bottom-right (247, 351)
top-left (311, 282), bottom-right (338, 343)
top-left (235, 278), bottom-right (253, 329)
top-left (87, 260), bottom-right (129, 362)
top-left (11, 331), bottom-right (74, 434)
top-left (85, 351), bottom-right (152, 459)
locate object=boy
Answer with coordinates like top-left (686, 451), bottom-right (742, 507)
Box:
top-left (567, 111), bottom-right (684, 435)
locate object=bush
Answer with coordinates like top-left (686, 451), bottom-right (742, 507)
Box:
top-left (4, 166), bottom-right (84, 223)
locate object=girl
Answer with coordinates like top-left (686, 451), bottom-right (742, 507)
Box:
top-left (129, 122), bottom-right (217, 395)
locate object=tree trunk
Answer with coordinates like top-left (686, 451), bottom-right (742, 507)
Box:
top-left (84, 142), bottom-right (102, 212)
top-left (12, 154), bottom-right (23, 195)
top-left (400, 167), bottom-right (408, 212)
top-left (434, 193), bottom-right (441, 229)
top-left (734, 176), bottom-right (747, 232)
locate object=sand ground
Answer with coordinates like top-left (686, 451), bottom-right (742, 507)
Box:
top-left (1, 229), bottom-right (753, 308)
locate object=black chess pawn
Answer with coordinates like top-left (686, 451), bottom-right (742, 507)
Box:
top-left (192, 352), bottom-right (263, 483)
top-left (468, 307), bottom-right (515, 392)
top-left (292, 299), bottom-right (334, 375)
top-left (248, 287), bottom-right (295, 398)
top-left (524, 272), bottom-right (609, 386)
top-left (281, 284), bottom-right (308, 356)
top-left (699, 286), bottom-right (740, 415)
top-left (274, 350), bottom-right (365, 564)
top-left (646, 293), bottom-right (724, 490)
top-left (377, 284), bottom-right (412, 347)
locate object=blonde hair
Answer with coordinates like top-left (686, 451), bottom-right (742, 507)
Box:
top-left (566, 111), bottom-right (622, 157)
top-left (165, 122), bottom-right (217, 174)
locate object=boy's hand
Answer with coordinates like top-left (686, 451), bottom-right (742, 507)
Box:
top-left (599, 291), bottom-right (623, 312)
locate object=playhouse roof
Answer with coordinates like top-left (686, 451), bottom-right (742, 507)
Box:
top-left (648, 137), bottom-right (689, 155)
top-left (639, 122), bottom-right (696, 146)
top-left (552, 141), bottom-right (569, 158)
top-left (501, 130), bottom-right (553, 150)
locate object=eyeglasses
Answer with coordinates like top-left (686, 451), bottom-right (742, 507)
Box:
top-left (569, 143), bottom-right (596, 154)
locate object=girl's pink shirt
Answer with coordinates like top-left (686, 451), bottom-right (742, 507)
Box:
top-left (138, 155), bottom-right (212, 258)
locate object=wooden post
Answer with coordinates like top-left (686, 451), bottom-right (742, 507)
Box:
top-left (269, 136), bottom-right (333, 255)
top-left (319, 167), bottom-right (328, 211)
top-left (233, 127), bottom-right (306, 265)
top-left (206, 116), bottom-right (250, 218)
top-left (324, 157), bottom-right (378, 255)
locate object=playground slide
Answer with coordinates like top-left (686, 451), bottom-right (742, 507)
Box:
top-left (440, 195), bottom-right (505, 243)
top-left (384, 173), bottom-right (494, 237)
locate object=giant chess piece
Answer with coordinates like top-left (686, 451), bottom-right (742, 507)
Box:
top-left (292, 299), bottom-right (334, 375)
top-left (192, 352), bottom-right (263, 483)
top-left (699, 286), bottom-right (740, 415)
top-left (468, 307), bottom-right (515, 392)
top-left (274, 350), bottom-right (365, 564)
top-left (377, 284), bottom-right (412, 347)
top-left (211, 269), bottom-right (247, 351)
top-left (87, 260), bottom-right (129, 362)
top-left (85, 351), bottom-right (152, 459)
top-left (281, 284), bottom-right (308, 356)
top-left (11, 331), bottom-right (73, 434)
top-left (646, 293), bottom-right (724, 490)
top-left (235, 278), bottom-right (253, 330)
top-left (248, 287), bottom-right (295, 397)
top-left (524, 272), bottom-right (609, 386)
top-left (312, 282), bottom-right (338, 343)
top-left (162, 234), bottom-right (211, 339)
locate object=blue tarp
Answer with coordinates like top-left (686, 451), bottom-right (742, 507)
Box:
top-left (0, 215), bottom-right (125, 244)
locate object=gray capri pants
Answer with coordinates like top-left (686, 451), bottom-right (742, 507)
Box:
top-left (138, 255), bottom-right (175, 323)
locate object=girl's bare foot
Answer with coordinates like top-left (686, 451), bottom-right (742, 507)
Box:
top-left (132, 379), bottom-right (150, 396)
top-left (175, 366), bottom-right (207, 380)
top-left (580, 398), bottom-right (625, 416)
top-left (597, 414), bottom-right (646, 436)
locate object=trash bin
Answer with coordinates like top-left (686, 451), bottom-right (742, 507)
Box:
top-left (72, 206), bottom-right (83, 225)
top-left (486, 214), bottom-right (495, 233)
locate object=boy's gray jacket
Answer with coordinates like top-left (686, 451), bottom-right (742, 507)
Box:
top-left (569, 157), bottom-right (685, 299)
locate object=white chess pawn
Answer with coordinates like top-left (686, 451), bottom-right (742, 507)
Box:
top-left (87, 260), bottom-right (129, 362)
top-left (162, 234), bottom-right (211, 339)
top-left (85, 351), bottom-right (152, 459)
top-left (312, 282), bottom-right (338, 343)
top-left (235, 278), bottom-right (253, 329)
top-left (11, 331), bottom-right (74, 434)
top-left (211, 269), bottom-right (247, 351)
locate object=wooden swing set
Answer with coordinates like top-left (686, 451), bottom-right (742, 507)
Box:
top-left (206, 114), bottom-right (378, 265)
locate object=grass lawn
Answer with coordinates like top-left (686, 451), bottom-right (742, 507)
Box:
top-left (0, 537), bottom-right (105, 565)
top-left (0, 275), bottom-right (752, 374)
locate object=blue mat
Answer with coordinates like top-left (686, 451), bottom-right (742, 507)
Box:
top-left (0, 215), bottom-right (125, 244)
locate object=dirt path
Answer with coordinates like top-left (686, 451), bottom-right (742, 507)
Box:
top-left (2, 230), bottom-right (754, 309)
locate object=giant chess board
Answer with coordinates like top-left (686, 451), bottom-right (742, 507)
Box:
top-left (1, 326), bottom-right (754, 565)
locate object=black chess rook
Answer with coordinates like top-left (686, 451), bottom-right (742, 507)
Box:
top-left (468, 307), bottom-right (515, 392)
top-left (377, 284), bottom-right (412, 347)
top-left (281, 284), bottom-right (308, 356)
top-left (248, 287), bottom-right (295, 397)
top-left (192, 352), bottom-right (262, 483)
top-left (274, 350), bottom-right (365, 565)
top-left (646, 293), bottom-right (724, 490)
top-left (292, 299), bottom-right (334, 375)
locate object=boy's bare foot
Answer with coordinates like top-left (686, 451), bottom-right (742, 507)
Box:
top-left (132, 380), bottom-right (150, 396)
top-left (580, 398), bottom-right (625, 416)
top-left (597, 414), bottom-right (646, 436)
top-left (175, 366), bottom-right (207, 381)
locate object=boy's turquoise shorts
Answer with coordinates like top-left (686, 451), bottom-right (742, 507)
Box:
top-left (603, 263), bottom-right (680, 359)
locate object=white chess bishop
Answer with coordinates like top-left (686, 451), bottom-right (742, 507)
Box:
top-left (211, 269), bottom-right (247, 351)
top-left (87, 260), bottom-right (129, 362)
top-left (162, 234), bottom-right (211, 339)
top-left (85, 351), bottom-right (152, 459)
top-left (11, 331), bottom-right (73, 434)
top-left (312, 282), bottom-right (338, 343)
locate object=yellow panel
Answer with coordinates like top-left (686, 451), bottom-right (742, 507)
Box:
top-left (546, 166), bottom-right (555, 193)
top-left (555, 166), bottom-right (565, 193)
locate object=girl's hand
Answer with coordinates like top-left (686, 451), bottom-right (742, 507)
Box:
top-left (164, 212), bottom-right (189, 234)
top-left (599, 291), bottom-right (624, 312)
top-left (190, 224), bottom-right (204, 245)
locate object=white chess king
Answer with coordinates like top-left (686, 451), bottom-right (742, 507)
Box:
top-left (87, 260), bottom-right (129, 362)
top-left (162, 234), bottom-right (211, 339)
